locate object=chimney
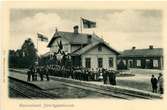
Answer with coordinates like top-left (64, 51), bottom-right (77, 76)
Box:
top-left (73, 25), bottom-right (79, 34)
top-left (87, 35), bottom-right (92, 43)
top-left (149, 45), bottom-right (153, 49)
top-left (132, 46), bottom-right (136, 50)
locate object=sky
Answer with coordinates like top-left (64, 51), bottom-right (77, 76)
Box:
top-left (10, 9), bottom-right (162, 55)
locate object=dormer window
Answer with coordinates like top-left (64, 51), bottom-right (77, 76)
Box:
top-left (98, 45), bottom-right (102, 52)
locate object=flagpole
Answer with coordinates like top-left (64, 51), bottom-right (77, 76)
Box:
top-left (80, 17), bottom-right (82, 33)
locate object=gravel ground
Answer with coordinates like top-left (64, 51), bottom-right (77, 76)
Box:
top-left (116, 69), bottom-right (163, 92)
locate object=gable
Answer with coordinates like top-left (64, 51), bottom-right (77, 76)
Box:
top-left (83, 43), bottom-right (118, 55)
top-left (51, 37), bottom-right (69, 47)
top-left (50, 37), bottom-right (70, 53)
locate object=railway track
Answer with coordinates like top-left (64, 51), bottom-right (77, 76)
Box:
top-left (9, 77), bottom-right (59, 99)
top-left (9, 86), bottom-right (31, 98)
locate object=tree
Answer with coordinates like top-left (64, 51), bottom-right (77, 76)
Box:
top-left (21, 38), bottom-right (37, 67)
top-left (9, 50), bottom-right (16, 67)
top-left (9, 38), bottom-right (37, 68)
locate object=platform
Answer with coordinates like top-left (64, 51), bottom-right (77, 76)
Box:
top-left (8, 68), bottom-right (163, 99)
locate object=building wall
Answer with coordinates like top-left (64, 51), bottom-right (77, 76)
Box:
top-left (118, 57), bottom-right (163, 69)
top-left (160, 57), bottom-right (164, 69)
top-left (71, 45), bottom-right (81, 52)
top-left (81, 45), bottom-right (117, 70)
top-left (50, 37), bottom-right (71, 53)
top-left (50, 37), bottom-right (83, 54)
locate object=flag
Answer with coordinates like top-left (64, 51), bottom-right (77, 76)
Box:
top-left (59, 40), bottom-right (63, 50)
top-left (57, 40), bottom-right (63, 50)
top-left (81, 18), bottom-right (96, 28)
top-left (37, 33), bottom-right (48, 42)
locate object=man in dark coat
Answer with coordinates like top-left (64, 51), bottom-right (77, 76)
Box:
top-left (112, 72), bottom-right (116, 85)
top-left (85, 69), bottom-right (89, 81)
top-left (27, 70), bottom-right (31, 81)
top-left (109, 71), bottom-right (113, 85)
top-left (109, 70), bottom-right (116, 85)
top-left (45, 66), bottom-right (50, 81)
top-left (151, 75), bottom-right (158, 93)
top-left (102, 69), bottom-right (107, 84)
top-left (31, 66), bottom-right (35, 81)
top-left (39, 66), bottom-right (43, 81)
top-left (27, 66), bottom-right (33, 81)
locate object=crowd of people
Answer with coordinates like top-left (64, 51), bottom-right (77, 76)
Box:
top-left (151, 73), bottom-right (163, 94)
top-left (70, 67), bottom-right (117, 85)
top-left (27, 64), bottom-right (164, 94)
top-left (27, 64), bottom-right (117, 86)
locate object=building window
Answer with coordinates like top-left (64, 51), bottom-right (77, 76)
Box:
top-left (98, 58), bottom-right (103, 68)
top-left (109, 57), bottom-right (113, 67)
top-left (128, 60), bottom-right (133, 68)
top-left (153, 59), bottom-right (158, 68)
top-left (98, 45), bottom-right (102, 52)
top-left (145, 59), bottom-right (151, 69)
top-left (85, 58), bottom-right (91, 68)
top-left (137, 60), bottom-right (141, 67)
top-left (133, 60), bottom-right (137, 68)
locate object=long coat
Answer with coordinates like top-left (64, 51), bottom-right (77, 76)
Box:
top-left (158, 76), bottom-right (163, 88)
top-left (151, 77), bottom-right (158, 89)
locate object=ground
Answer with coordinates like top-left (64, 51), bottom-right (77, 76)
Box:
top-left (9, 68), bottom-right (163, 93)
top-left (9, 68), bottom-right (163, 99)
top-left (116, 69), bottom-right (162, 92)
top-left (87, 69), bottom-right (162, 92)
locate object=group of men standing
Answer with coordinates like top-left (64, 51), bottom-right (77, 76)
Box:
top-left (27, 64), bottom-right (164, 94)
top-left (102, 69), bottom-right (117, 85)
top-left (151, 73), bottom-right (163, 94)
top-left (70, 67), bottom-right (117, 86)
top-left (27, 65), bottom-right (50, 81)
top-left (27, 64), bottom-right (117, 86)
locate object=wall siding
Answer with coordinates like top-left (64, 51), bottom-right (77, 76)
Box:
top-left (50, 37), bottom-right (71, 53)
top-left (81, 45), bottom-right (117, 70)
top-left (71, 45), bottom-right (81, 52)
top-left (119, 57), bottom-right (163, 70)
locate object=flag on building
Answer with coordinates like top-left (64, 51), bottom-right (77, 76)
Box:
top-left (37, 33), bottom-right (48, 42)
top-left (81, 18), bottom-right (96, 28)
top-left (57, 40), bottom-right (63, 50)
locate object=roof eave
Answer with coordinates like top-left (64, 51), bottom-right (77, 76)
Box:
top-left (101, 42), bottom-right (120, 55)
top-left (47, 36), bottom-right (61, 47)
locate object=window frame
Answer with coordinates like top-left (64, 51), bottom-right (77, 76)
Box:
top-left (98, 57), bottom-right (103, 68)
top-left (109, 57), bottom-right (114, 68)
top-left (136, 60), bottom-right (141, 67)
top-left (85, 57), bottom-right (91, 68)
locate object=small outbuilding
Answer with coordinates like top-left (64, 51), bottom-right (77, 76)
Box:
top-left (118, 46), bottom-right (163, 70)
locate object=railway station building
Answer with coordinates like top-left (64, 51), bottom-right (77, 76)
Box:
top-left (47, 26), bottom-right (120, 70)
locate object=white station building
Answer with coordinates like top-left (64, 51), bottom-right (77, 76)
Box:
top-left (47, 26), bottom-right (120, 70)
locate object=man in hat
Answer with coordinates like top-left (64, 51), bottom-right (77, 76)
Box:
top-left (151, 75), bottom-right (158, 93)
